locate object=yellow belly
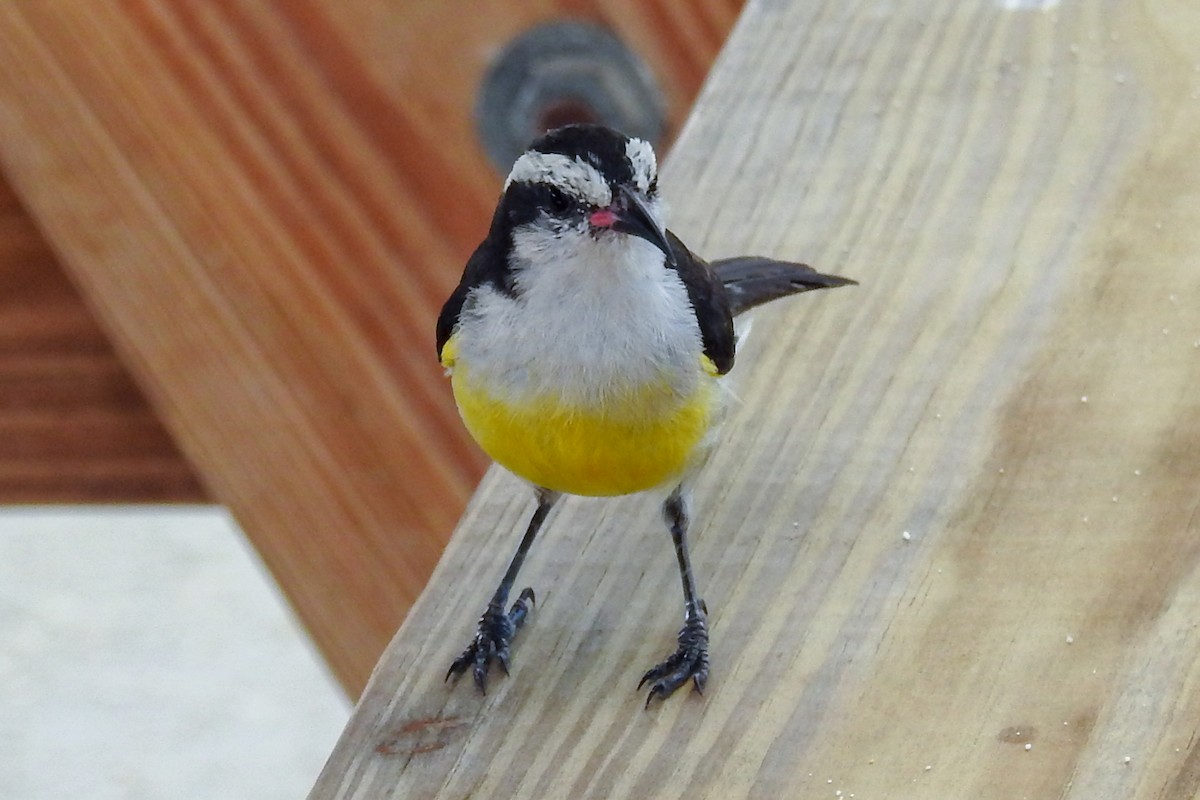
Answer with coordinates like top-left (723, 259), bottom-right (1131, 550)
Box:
top-left (449, 365), bottom-right (716, 497)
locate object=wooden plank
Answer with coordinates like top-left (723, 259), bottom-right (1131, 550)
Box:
top-left (0, 1), bottom-right (739, 694)
top-left (0, 0), bottom-right (476, 696)
top-left (0, 173), bottom-right (206, 503)
top-left (310, 0), bottom-right (1200, 796)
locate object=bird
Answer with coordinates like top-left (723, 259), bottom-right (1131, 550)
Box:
top-left (437, 123), bottom-right (855, 704)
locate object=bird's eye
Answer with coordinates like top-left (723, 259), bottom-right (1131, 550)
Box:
top-left (546, 187), bottom-right (572, 214)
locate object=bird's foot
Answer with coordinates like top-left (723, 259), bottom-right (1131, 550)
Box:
top-left (445, 587), bottom-right (536, 694)
top-left (639, 601), bottom-right (709, 706)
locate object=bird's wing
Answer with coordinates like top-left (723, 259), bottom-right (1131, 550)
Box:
top-left (436, 235), bottom-right (512, 363)
top-left (711, 256), bottom-right (856, 317)
top-left (666, 232), bottom-right (737, 375)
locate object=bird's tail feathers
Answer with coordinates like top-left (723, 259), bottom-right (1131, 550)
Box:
top-left (712, 257), bottom-right (856, 317)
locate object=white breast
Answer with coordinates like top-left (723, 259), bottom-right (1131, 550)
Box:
top-left (455, 233), bottom-right (706, 407)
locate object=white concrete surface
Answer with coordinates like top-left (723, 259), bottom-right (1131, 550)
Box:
top-left (0, 506), bottom-right (350, 799)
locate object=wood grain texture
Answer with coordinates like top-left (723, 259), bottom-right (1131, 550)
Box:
top-left (311, 0), bottom-right (1200, 796)
top-left (0, 173), bottom-right (206, 503)
top-left (0, 1), bottom-right (739, 693)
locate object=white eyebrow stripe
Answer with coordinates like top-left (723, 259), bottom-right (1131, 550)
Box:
top-left (505, 151), bottom-right (612, 207)
top-left (625, 138), bottom-right (657, 193)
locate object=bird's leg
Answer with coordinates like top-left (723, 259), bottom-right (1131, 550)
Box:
top-left (446, 488), bottom-right (559, 693)
top-left (639, 486), bottom-right (710, 705)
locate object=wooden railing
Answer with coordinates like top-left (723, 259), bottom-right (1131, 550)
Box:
top-left (308, 0), bottom-right (1200, 797)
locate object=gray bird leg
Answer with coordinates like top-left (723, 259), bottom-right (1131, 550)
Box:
top-left (446, 487), bottom-right (559, 693)
top-left (639, 486), bottom-right (710, 705)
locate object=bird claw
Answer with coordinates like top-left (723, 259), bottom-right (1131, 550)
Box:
top-left (446, 588), bottom-right (536, 694)
top-left (639, 602), bottom-right (709, 706)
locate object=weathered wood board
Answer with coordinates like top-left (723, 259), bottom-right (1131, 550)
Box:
top-left (311, 0), bottom-right (1200, 796)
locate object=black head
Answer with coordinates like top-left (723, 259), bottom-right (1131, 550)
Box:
top-left (524, 125), bottom-right (648, 189)
top-left (495, 124), bottom-right (672, 263)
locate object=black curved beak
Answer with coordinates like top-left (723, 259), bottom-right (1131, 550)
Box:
top-left (611, 184), bottom-right (675, 266)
